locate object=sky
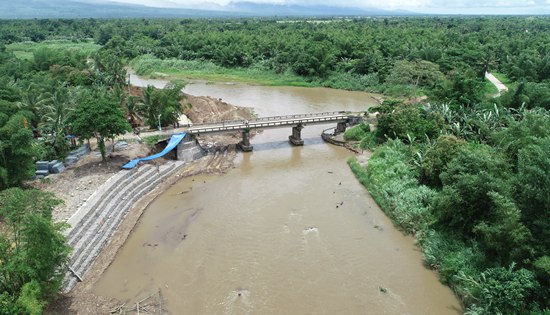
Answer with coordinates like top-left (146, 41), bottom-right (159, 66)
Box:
top-left (104, 0), bottom-right (550, 14)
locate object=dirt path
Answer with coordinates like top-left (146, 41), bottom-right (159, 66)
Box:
top-left (485, 71), bottom-right (508, 96)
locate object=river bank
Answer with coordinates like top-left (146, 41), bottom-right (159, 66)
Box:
top-left (44, 71), bottom-right (464, 314)
top-left (43, 91), bottom-right (254, 313)
top-left (93, 76), bottom-right (460, 314)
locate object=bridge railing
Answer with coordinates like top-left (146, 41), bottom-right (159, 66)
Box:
top-left (189, 111), bottom-right (349, 128)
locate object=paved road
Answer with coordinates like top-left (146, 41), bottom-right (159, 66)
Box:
top-left (186, 112), bottom-right (351, 135)
top-left (129, 111), bottom-right (355, 140)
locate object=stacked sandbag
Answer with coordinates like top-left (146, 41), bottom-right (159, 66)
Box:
top-left (65, 145), bottom-right (90, 166)
top-left (35, 161), bottom-right (50, 179)
top-left (49, 160), bottom-right (65, 174)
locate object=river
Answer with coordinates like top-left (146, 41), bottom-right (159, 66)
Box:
top-left (94, 74), bottom-right (462, 314)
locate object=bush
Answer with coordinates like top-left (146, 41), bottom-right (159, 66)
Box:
top-left (460, 264), bottom-right (539, 315)
top-left (376, 102), bottom-right (443, 143)
top-left (420, 134), bottom-right (466, 187)
top-left (359, 132), bottom-right (378, 150)
top-left (350, 140), bottom-right (436, 234)
top-left (16, 281), bottom-right (44, 315)
top-left (343, 123), bottom-right (370, 141)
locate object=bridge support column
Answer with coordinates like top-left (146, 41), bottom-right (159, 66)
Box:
top-left (289, 124), bottom-right (304, 146)
top-left (335, 122), bottom-right (347, 134)
top-left (238, 130), bottom-right (253, 152)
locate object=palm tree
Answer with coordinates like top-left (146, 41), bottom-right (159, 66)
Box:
top-left (125, 95), bottom-right (143, 129)
top-left (39, 87), bottom-right (75, 156)
top-left (16, 83), bottom-right (49, 134)
top-left (88, 52), bottom-right (127, 90)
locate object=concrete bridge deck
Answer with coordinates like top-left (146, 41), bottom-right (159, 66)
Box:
top-left (138, 111), bottom-right (362, 152)
top-left (186, 111), bottom-right (352, 135)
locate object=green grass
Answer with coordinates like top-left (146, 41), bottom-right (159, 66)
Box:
top-left (6, 39), bottom-right (100, 61)
top-left (491, 72), bottom-right (512, 85)
top-left (343, 123), bottom-right (370, 141)
top-left (130, 55), bottom-right (316, 87)
top-left (143, 135), bottom-right (161, 146)
top-left (483, 79), bottom-right (499, 96)
top-left (491, 71), bottom-right (518, 91)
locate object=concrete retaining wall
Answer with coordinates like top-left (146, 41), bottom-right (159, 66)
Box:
top-left (176, 139), bottom-right (207, 163)
top-left (62, 160), bottom-right (185, 292)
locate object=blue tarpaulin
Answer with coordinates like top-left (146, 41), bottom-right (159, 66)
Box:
top-left (122, 132), bottom-right (187, 169)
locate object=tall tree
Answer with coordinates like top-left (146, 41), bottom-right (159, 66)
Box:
top-left (39, 87), bottom-right (74, 157)
top-left (71, 92), bottom-right (131, 161)
top-left (0, 188), bottom-right (70, 314)
top-left (0, 111), bottom-right (35, 190)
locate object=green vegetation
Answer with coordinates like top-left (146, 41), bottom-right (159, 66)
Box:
top-left (349, 100), bottom-right (550, 313)
top-left (0, 22), bottom-right (136, 313)
top-left (343, 123), bottom-right (370, 141)
top-left (6, 40), bottom-right (100, 61)
top-left (131, 55), bottom-right (314, 87)
top-left (0, 188), bottom-right (70, 314)
top-left (143, 135), bottom-right (161, 146)
top-left (71, 91), bottom-right (132, 161)
top-left (0, 16), bottom-right (549, 314)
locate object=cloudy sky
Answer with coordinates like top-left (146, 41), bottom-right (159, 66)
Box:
top-left (105, 0), bottom-right (550, 14)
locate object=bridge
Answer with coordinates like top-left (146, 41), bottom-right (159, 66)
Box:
top-left (185, 111), bottom-right (362, 151)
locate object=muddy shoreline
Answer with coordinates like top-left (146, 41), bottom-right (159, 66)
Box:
top-left (44, 92), bottom-right (252, 314)
top-left (47, 152), bottom-right (238, 314)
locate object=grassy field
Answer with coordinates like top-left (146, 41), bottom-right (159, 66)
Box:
top-left (130, 55), bottom-right (317, 87)
top-left (6, 39), bottom-right (100, 61)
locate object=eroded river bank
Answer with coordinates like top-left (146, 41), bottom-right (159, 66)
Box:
top-left (94, 78), bottom-right (462, 314)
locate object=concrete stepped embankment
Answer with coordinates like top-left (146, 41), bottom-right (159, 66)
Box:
top-left (62, 161), bottom-right (184, 292)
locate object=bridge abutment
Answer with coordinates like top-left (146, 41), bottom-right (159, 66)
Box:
top-left (238, 130), bottom-right (253, 152)
top-left (176, 138), bottom-right (207, 162)
top-left (289, 124), bottom-right (304, 146)
top-left (335, 122), bottom-right (347, 134)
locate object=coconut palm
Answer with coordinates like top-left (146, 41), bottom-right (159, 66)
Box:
top-left (39, 87), bottom-right (75, 156)
top-left (16, 83), bottom-right (50, 133)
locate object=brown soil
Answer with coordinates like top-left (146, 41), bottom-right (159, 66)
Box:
top-left (184, 93), bottom-right (259, 146)
top-left (43, 92), bottom-right (253, 314)
top-left (183, 94), bottom-right (253, 124)
top-left (28, 142), bottom-right (151, 222)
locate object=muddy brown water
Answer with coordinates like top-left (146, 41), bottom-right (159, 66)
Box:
top-left (95, 75), bottom-right (462, 314)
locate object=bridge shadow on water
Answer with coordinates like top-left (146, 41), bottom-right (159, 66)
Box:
top-left (245, 136), bottom-right (325, 153)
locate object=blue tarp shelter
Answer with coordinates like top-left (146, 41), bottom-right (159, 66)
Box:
top-left (122, 132), bottom-right (187, 169)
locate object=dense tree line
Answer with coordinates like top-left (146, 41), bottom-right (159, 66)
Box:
top-left (3, 17), bottom-right (548, 102)
top-left (348, 97), bottom-right (549, 313)
top-left (0, 16), bottom-right (548, 314)
top-left (0, 27), bottom-right (189, 311)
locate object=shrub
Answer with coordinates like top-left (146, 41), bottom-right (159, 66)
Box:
top-left (460, 264), bottom-right (539, 315)
top-left (343, 123), bottom-right (370, 141)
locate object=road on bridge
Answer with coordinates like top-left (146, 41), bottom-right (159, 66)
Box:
top-left (131, 111), bottom-right (361, 139)
top-left (186, 111), bottom-right (353, 135)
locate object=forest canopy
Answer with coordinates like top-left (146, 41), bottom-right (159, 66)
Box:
top-left (0, 16), bottom-right (548, 314)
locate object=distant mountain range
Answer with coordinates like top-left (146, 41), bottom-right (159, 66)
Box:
top-left (0, 0), bottom-right (233, 19)
top-left (0, 0), bottom-right (415, 19)
top-left (225, 1), bottom-right (413, 17)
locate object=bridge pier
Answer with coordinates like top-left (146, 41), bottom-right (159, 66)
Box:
top-left (335, 122), bottom-right (347, 134)
top-left (238, 130), bottom-right (253, 152)
top-left (289, 124), bottom-right (304, 146)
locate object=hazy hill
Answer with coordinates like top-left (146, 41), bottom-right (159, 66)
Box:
top-left (0, 0), bottom-right (235, 19)
top-left (226, 1), bottom-right (413, 16)
top-left (0, 0), bottom-right (414, 19)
